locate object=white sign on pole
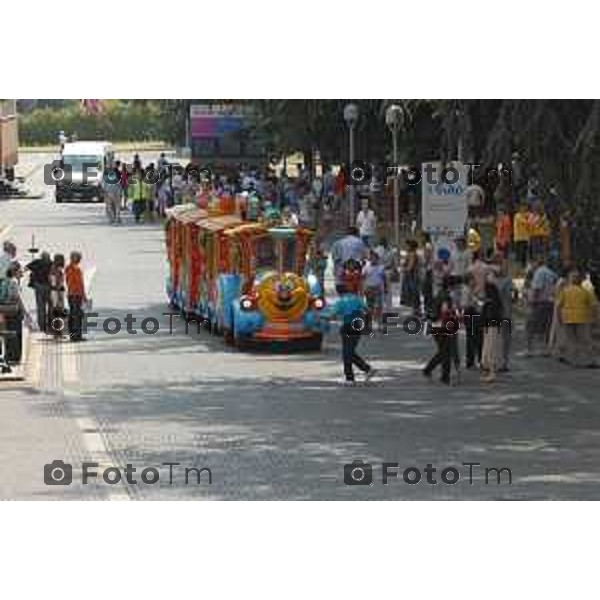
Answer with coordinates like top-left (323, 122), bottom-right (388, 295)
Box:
top-left (421, 161), bottom-right (468, 233)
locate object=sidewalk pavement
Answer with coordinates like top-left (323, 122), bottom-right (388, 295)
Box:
top-left (0, 334), bottom-right (110, 499)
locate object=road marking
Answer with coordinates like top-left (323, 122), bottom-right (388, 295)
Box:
top-left (85, 265), bottom-right (97, 299)
top-left (70, 409), bottom-right (131, 501)
top-left (62, 339), bottom-right (78, 384)
top-left (62, 333), bottom-right (130, 500)
top-left (22, 163), bottom-right (44, 180)
top-left (25, 333), bottom-right (43, 389)
top-left (0, 224), bottom-right (13, 239)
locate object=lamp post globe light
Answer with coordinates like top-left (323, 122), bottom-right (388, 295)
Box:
top-left (343, 103), bottom-right (359, 225)
top-left (385, 104), bottom-right (404, 248)
top-left (343, 103), bottom-right (359, 126)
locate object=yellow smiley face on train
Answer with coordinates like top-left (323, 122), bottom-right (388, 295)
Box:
top-left (256, 272), bottom-right (309, 322)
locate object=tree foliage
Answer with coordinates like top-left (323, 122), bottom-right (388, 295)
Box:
top-left (248, 99), bottom-right (600, 201)
top-left (18, 99), bottom-right (600, 203)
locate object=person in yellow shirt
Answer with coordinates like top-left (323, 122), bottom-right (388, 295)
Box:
top-left (467, 226), bottom-right (481, 254)
top-left (556, 270), bottom-right (597, 367)
top-left (529, 201), bottom-right (550, 259)
top-left (513, 204), bottom-right (531, 268)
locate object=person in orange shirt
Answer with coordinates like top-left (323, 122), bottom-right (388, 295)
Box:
top-left (495, 208), bottom-right (512, 257)
top-left (65, 251), bottom-right (88, 342)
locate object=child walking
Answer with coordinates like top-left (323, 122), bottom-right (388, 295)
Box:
top-left (423, 280), bottom-right (460, 385)
top-left (322, 287), bottom-right (376, 386)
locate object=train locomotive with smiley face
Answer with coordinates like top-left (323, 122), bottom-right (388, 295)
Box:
top-left (165, 205), bottom-right (327, 351)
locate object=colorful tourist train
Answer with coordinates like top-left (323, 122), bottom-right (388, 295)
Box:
top-left (164, 201), bottom-right (327, 350)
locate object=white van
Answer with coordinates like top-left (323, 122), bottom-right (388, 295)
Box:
top-left (55, 141), bottom-right (114, 202)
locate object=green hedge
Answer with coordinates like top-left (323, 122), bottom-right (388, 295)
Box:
top-left (18, 104), bottom-right (169, 145)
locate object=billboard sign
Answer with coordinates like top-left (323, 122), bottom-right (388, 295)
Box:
top-left (421, 161), bottom-right (468, 233)
top-left (190, 104), bottom-right (245, 139)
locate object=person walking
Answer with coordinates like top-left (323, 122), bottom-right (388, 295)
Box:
top-left (423, 280), bottom-right (460, 385)
top-left (356, 198), bottom-right (377, 248)
top-left (548, 264), bottom-right (571, 359)
top-left (104, 161), bottom-right (123, 224)
top-left (144, 164), bottom-right (158, 221)
top-left (362, 251), bottom-right (385, 325)
top-left (156, 177), bottom-right (172, 217)
top-left (1, 266), bottom-right (27, 364)
top-left (129, 169), bottom-right (146, 222)
top-left (375, 238), bottom-right (399, 309)
top-left (463, 273), bottom-right (483, 370)
top-left (496, 259), bottom-right (513, 372)
top-left (120, 163), bottom-right (130, 211)
top-left (26, 251), bottom-right (52, 333)
top-left (450, 235), bottom-right (472, 312)
top-left (556, 270), bottom-right (597, 367)
top-left (480, 275), bottom-right (503, 383)
top-left (48, 254), bottom-right (66, 339)
top-left (321, 287), bottom-right (376, 385)
top-left (65, 251), bottom-right (87, 342)
top-left (525, 256), bottom-right (557, 356)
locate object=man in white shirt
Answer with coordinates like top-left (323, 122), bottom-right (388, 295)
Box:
top-left (355, 198), bottom-right (377, 248)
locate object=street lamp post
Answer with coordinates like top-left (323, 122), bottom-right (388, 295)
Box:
top-left (385, 104), bottom-right (404, 248)
top-left (343, 103), bottom-right (359, 226)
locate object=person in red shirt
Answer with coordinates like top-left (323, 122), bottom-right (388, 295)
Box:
top-left (65, 251), bottom-right (87, 342)
top-left (495, 208), bottom-right (512, 257)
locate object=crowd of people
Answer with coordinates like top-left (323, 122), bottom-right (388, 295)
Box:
top-left (98, 156), bottom-right (600, 386)
top-left (102, 154), bottom-right (350, 231)
top-left (0, 241), bottom-right (89, 366)
top-left (320, 202), bottom-right (599, 385)
top-left (4, 149), bottom-right (600, 385)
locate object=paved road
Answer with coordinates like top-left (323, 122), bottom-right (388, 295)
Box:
top-left (2, 152), bottom-right (600, 499)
